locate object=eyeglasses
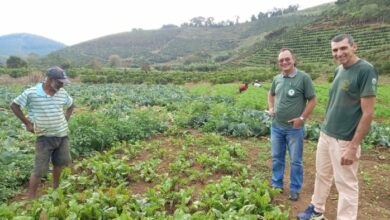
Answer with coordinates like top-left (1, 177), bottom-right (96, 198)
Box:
top-left (278, 57), bottom-right (291, 63)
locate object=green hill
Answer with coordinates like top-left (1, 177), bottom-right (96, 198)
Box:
top-left (40, 5), bottom-right (323, 67)
top-left (40, 0), bottom-right (390, 72)
top-left (230, 24), bottom-right (390, 66)
top-left (229, 0), bottom-right (390, 72)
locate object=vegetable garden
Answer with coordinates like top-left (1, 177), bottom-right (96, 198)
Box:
top-left (0, 82), bottom-right (389, 219)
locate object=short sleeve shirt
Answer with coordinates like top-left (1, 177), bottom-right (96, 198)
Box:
top-left (270, 69), bottom-right (316, 128)
top-left (13, 82), bottom-right (73, 137)
top-left (321, 59), bottom-right (378, 140)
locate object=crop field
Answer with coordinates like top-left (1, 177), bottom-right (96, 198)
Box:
top-left (0, 81), bottom-right (389, 219)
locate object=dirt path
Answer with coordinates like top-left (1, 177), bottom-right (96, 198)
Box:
top-left (272, 142), bottom-right (390, 219)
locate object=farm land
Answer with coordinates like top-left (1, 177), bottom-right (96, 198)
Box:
top-left (0, 77), bottom-right (389, 219)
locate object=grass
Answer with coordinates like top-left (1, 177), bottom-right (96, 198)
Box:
top-left (185, 80), bottom-right (390, 123)
top-left (375, 84), bottom-right (390, 120)
top-left (187, 82), bottom-right (270, 111)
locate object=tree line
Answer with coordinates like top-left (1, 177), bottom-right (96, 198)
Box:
top-left (163, 4), bottom-right (300, 29)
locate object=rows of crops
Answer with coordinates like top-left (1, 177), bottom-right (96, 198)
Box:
top-left (232, 24), bottom-right (390, 67)
top-left (0, 83), bottom-right (389, 218)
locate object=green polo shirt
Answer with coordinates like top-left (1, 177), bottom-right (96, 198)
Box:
top-left (322, 59), bottom-right (378, 141)
top-left (270, 69), bottom-right (316, 128)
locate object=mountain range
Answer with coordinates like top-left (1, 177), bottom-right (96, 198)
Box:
top-left (0, 33), bottom-right (66, 64)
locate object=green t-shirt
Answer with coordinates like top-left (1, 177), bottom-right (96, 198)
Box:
top-left (270, 69), bottom-right (316, 128)
top-left (322, 59), bottom-right (378, 141)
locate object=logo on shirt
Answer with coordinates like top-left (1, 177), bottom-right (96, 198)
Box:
top-left (340, 80), bottom-right (350, 91)
top-left (372, 78), bottom-right (377, 92)
top-left (288, 89), bottom-right (295, 96)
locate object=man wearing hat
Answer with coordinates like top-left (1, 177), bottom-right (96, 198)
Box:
top-left (10, 66), bottom-right (74, 199)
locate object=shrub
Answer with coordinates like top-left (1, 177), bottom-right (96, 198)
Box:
top-left (69, 113), bottom-right (117, 156)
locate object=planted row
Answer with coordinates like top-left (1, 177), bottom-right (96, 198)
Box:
top-left (0, 133), bottom-right (288, 219)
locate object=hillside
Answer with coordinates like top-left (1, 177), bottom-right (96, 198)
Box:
top-left (41, 5), bottom-right (324, 67)
top-left (0, 33), bottom-right (66, 65)
top-left (230, 23), bottom-right (390, 66)
top-left (230, 0), bottom-right (390, 69)
top-left (40, 0), bottom-right (390, 70)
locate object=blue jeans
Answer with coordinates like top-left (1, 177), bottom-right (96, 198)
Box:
top-left (271, 124), bottom-right (304, 193)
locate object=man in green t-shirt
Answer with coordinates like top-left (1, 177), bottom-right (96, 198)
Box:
top-left (268, 48), bottom-right (317, 201)
top-left (298, 34), bottom-right (378, 220)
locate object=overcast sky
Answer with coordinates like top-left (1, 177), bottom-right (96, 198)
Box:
top-left (1, 0), bottom-right (334, 46)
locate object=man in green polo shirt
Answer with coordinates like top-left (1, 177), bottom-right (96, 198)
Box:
top-left (298, 34), bottom-right (378, 220)
top-left (11, 66), bottom-right (74, 199)
top-left (268, 48), bottom-right (317, 201)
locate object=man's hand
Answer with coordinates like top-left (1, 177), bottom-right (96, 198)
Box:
top-left (341, 144), bottom-right (358, 165)
top-left (25, 121), bottom-right (34, 133)
top-left (267, 108), bottom-right (275, 117)
top-left (288, 117), bottom-right (304, 128)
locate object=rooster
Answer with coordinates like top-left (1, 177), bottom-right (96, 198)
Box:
top-left (239, 83), bottom-right (249, 93)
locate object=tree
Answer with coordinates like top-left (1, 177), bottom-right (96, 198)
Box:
top-left (60, 61), bottom-right (71, 70)
top-left (360, 4), bottom-right (379, 19)
top-left (162, 65), bottom-right (171, 72)
top-left (205, 17), bottom-right (215, 27)
top-left (161, 24), bottom-right (179, 29)
top-left (6, 56), bottom-right (27, 68)
top-left (284, 4), bottom-right (299, 14)
top-left (109, 54), bottom-right (122, 67)
top-left (335, 0), bottom-right (349, 5)
top-left (269, 8), bottom-right (283, 17)
top-left (258, 12), bottom-right (268, 20)
top-left (26, 53), bottom-right (40, 66)
top-left (89, 59), bottom-right (102, 70)
top-left (141, 63), bottom-right (151, 73)
top-left (190, 16), bottom-right (205, 27)
top-left (216, 21), bottom-right (228, 27)
top-left (122, 57), bottom-right (133, 68)
top-left (251, 15), bottom-right (257, 22)
top-left (180, 22), bottom-right (190, 28)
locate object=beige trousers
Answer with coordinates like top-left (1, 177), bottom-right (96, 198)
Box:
top-left (311, 132), bottom-right (361, 220)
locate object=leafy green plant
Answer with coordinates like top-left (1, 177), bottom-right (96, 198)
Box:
top-left (69, 112), bottom-right (118, 156)
top-left (363, 122), bottom-right (390, 148)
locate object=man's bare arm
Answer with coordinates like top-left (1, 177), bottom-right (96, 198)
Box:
top-left (65, 104), bottom-right (74, 121)
top-left (10, 102), bottom-right (34, 133)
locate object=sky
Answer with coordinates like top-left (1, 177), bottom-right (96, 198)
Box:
top-left (2, 0), bottom-right (334, 46)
